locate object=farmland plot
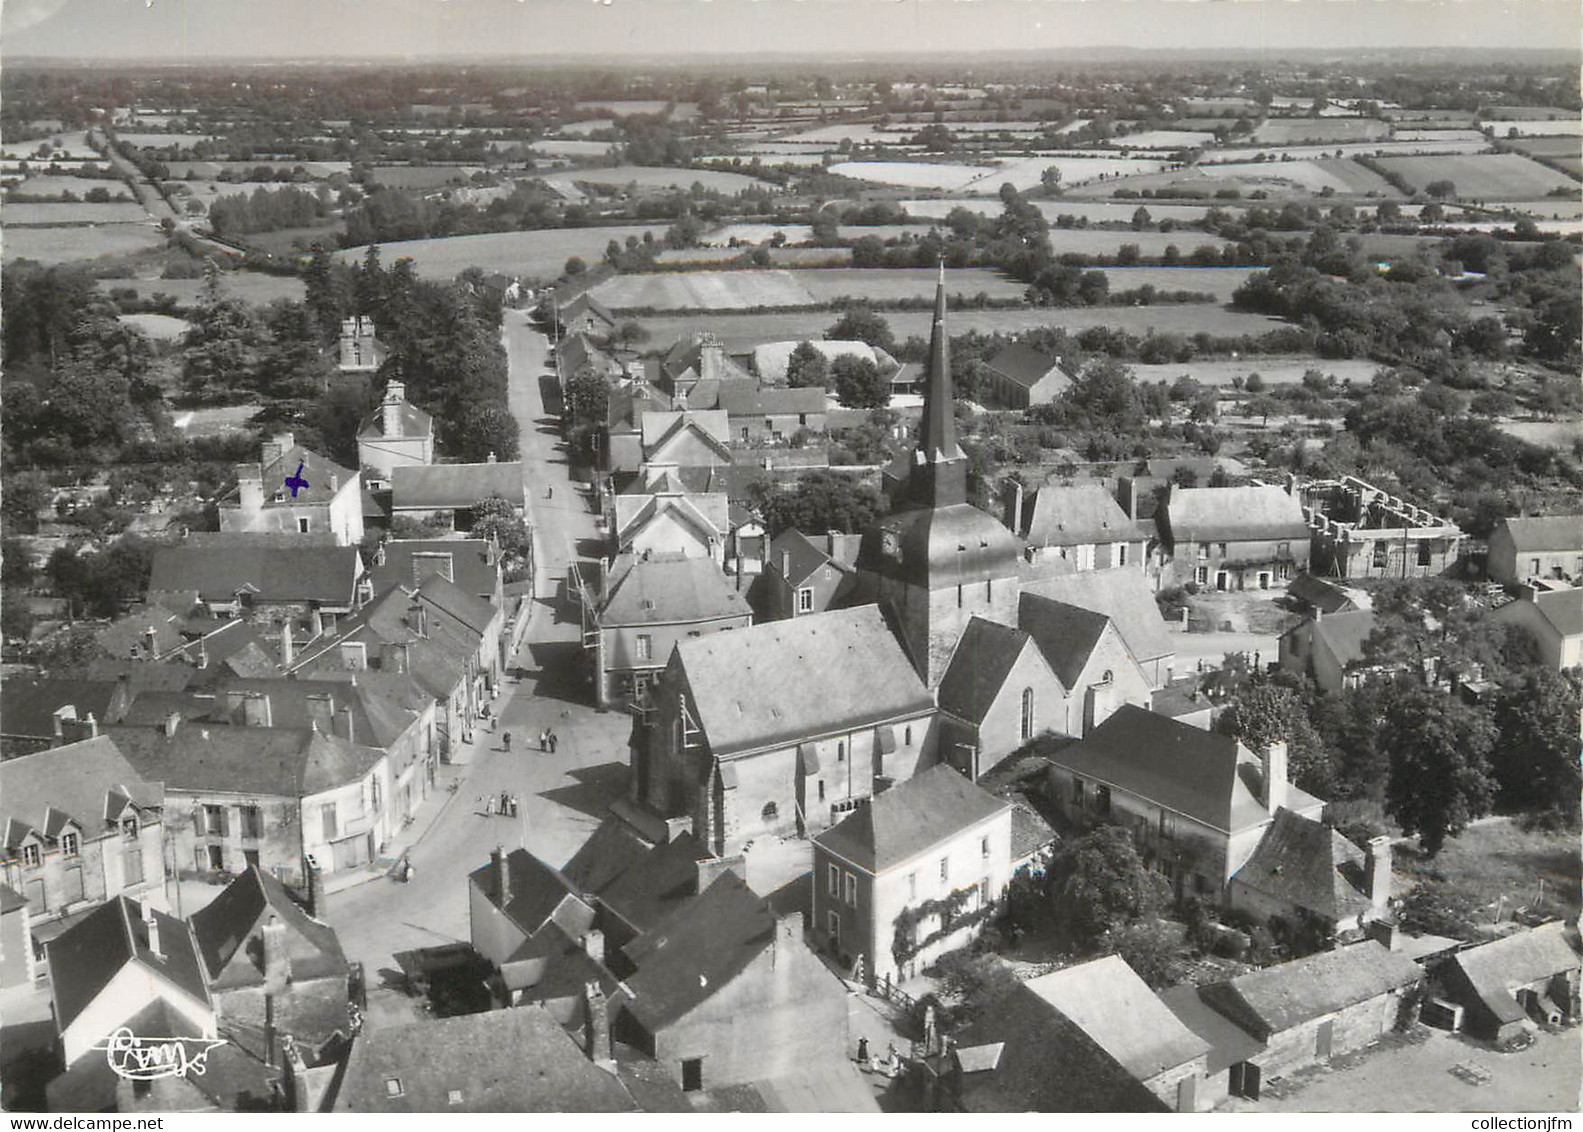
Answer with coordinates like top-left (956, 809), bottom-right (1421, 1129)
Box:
top-left (534, 165), bottom-right (768, 193)
top-left (1126, 356), bottom-right (1381, 387)
top-left (0, 131), bottom-right (99, 159)
top-left (6, 175), bottom-right (127, 198)
top-left (334, 224), bottom-right (670, 279)
top-left (1098, 266), bottom-right (1255, 300)
top-left (4, 201), bottom-right (150, 225)
top-left (593, 270), bottom-right (815, 310)
top-left (1045, 230), bottom-right (1235, 258)
top-left (1252, 118), bottom-right (1391, 144)
top-left (962, 155), bottom-right (1175, 193)
top-left (1196, 158), bottom-right (1402, 196)
top-left (4, 224), bottom-right (164, 263)
top-left (1392, 130), bottom-right (1489, 143)
top-left (702, 223), bottom-right (815, 245)
top-left (531, 141), bottom-right (618, 157)
top-left (94, 274), bottom-right (306, 306)
top-left (116, 133), bottom-right (216, 148)
top-left (1494, 119), bottom-right (1583, 137)
top-left (1100, 131), bottom-right (1216, 150)
top-left (828, 161), bottom-right (996, 191)
top-left (369, 165), bottom-right (485, 189)
top-left (1372, 153), bottom-right (1577, 199)
top-left (1213, 139), bottom-right (1491, 162)
top-left (557, 119), bottom-right (615, 137)
top-left (902, 198), bottom-right (1234, 224)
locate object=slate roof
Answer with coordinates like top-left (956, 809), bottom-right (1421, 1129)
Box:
top-left (94, 601), bottom-right (188, 660)
top-left (370, 539), bottom-right (500, 602)
top-left (416, 572), bottom-right (500, 637)
top-left (699, 1065), bottom-right (881, 1113)
top-left (358, 400), bottom-right (433, 440)
top-left (337, 1005), bottom-right (637, 1113)
top-left (0, 884), bottom-right (25, 914)
top-left (937, 617), bottom-right (1042, 726)
top-left (1494, 515), bottom-right (1583, 553)
top-left (559, 817), bottom-right (653, 897)
top-left (599, 554), bottom-right (749, 627)
top-left (392, 462), bottom-right (524, 511)
top-left (983, 342), bottom-right (1071, 390)
top-left (1287, 573), bottom-right (1359, 615)
top-left (1158, 984), bottom-right (1266, 1075)
top-left (1232, 808), bottom-right (1375, 923)
top-left (148, 544), bottom-right (362, 605)
top-left (1019, 566), bottom-right (1175, 665)
top-left (561, 292), bottom-right (616, 328)
top-left (618, 871), bottom-right (776, 1031)
top-left (1, 737), bottom-right (163, 848)
top-left (1023, 483), bottom-right (1143, 547)
top-left (675, 605), bottom-right (933, 757)
top-left (1450, 921), bottom-right (1581, 1021)
top-left (814, 764), bottom-right (1009, 874)
top-left (716, 382), bottom-right (829, 418)
top-left (1303, 609), bottom-right (1380, 669)
top-left (227, 444), bottom-right (355, 509)
top-left (594, 831), bottom-right (713, 935)
top-left (1201, 940), bottom-right (1423, 1039)
top-left (109, 724), bottom-right (384, 799)
top-left (1043, 704), bottom-right (1322, 834)
top-left (1027, 955), bottom-right (1210, 1080)
top-left (641, 411), bottom-right (733, 461)
top-left (1018, 593), bottom-right (1113, 689)
top-left (49, 895), bottom-right (210, 1031)
top-left (1531, 589), bottom-right (1583, 638)
top-left (767, 529), bottom-right (852, 586)
top-left (1165, 485), bottom-right (1309, 544)
top-left (0, 677), bottom-right (125, 738)
top-left (662, 333), bottom-right (755, 386)
top-left (468, 848), bottom-right (589, 936)
top-left (189, 865), bottom-right (346, 984)
top-left (950, 977), bottom-right (1168, 1112)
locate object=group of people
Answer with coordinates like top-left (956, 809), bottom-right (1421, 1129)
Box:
top-left (538, 728), bottom-right (559, 753)
top-left (483, 791), bottom-right (520, 818)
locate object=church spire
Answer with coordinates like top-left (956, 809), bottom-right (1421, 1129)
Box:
top-left (911, 262), bottom-right (967, 507)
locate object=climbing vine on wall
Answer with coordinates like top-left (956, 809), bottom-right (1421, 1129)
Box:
top-left (892, 884), bottom-right (993, 968)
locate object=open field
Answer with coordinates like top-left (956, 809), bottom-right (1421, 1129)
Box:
top-left (172, 403), bottom-right (263, 436)
top-left (592, 266), bottom-right (1025, 311)
top-left (1483, 106), bottom-right (1577, 121)
top-left (703, 222), bottom-right (815, 245)
top-left (1215, 139), bottom-right (1492, 163)
top-left (1502, 137), bottom-right (1583, 177)
top-left (1097, 266), bottom-right (1255, 299)
top-left (95, 273), bottom-right (305, 306)
top-left (902, 198), bottom-right (1234, 224)
top-left (4, 223), bottom-right (164, 263)
top-left (1393, 129), bottom-right (1489, 143)
top-left (1102, 130), bottom-right (1215, 150)
top-left (1398, 816), bottom-right (1581, 923)
top-left (335, 223), bottom-right (668, 279)
top-left (1498, 198), bottom-right (1583, 219)
top-left (653, 246), bottom-right (850, 267)
top-left (116, 133), bottom-right (215, 148)
top-left (963, 155), bottom-right (1176, 193)
top-left (237, 224), bottom-right (343, 254)
top-left (1195, 157), bottom-right (1404, 196)
top-left (530, 140), bottom-right (616, 158)
top-left (1497, 420), bottom-right (1583, 450)
top-left (1251, 118), bottom-right (1391, 144)
top-left (572, 100), bottom-right (696, 118)
top-left (1127, 355), bottom-right (1382, 387)
top-left (164, 160), bottom-right (350, 179)
top-left (1372, 153), bottom-right (1578, 199)
top-left (1495, 119), bottom-right (1583, 138)
top-left (534, 165), bottom-right (766, 193)
top-left (1045, 229), bottom-right (1236, 258)
top-left (0, 131), bottom-right (98, 159)
top-left (118, 312), bottom-right (191, 340)
top-left (556, 119), bottom-right (614, 137)
top-left (4, 174), bottom-right (126, 197)
top-left (368, 164), bottom-right (484, 189)
top-left (828, 160), bottom-right (996, 191)
top-left (3, 201), bottom-right (150, 225)
top-left (632, 302), bottom-right (1290, 352)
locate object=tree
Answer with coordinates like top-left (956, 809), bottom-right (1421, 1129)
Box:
top-left (1243, 371), bottom-right (1265, 393)
top-left (468, 495), bottom-right (531, 564)
top-left (1424, 179), bottom-right (1457, 199)
top-left (1131, 205), bottom-right (1152, 231)
top-left (1383, 686), bottom-right (1497, 856)
top-left (785, 341), bottom-right (828, 389)
top-left (753, 471), bottom-right (886, 538)
top-left (302, 243), bottom-right (348, 343)
top-left (825, 305), bottom-right (896, 354)
top-left (563, 256), bottom-right (587, 277)
top-left (1489, 669), bottom-right (1582, 820)
top-left (1215, 681), bottom-right (1335, 795)
top-left (831, 355), bottom-right (889, 409)
top-left (563, 364), bottom-right (610, 431)
top-left (1046, 825), bottom-right (1169, 950)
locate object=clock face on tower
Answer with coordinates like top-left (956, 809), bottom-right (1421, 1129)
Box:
top-left (881, 530), bottom-right (900, 559)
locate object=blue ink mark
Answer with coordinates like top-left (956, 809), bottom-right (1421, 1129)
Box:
top-left (285, 461), bottom-right (310, 499)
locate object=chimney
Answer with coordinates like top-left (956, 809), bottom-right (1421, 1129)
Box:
top-left (780, 549), bottom-right (791, 578)
top-left (143, 905), bottom-right (163, 959)
top-left (583, 929), bottom-right (605, 965)
top-left (487, 451), bottom-right (497, 464)
top-left (309, 607), bottom-right (324, 638)
top-left (583, 981), bottom-right (615, 1073)
top-left (143, 626), bottom-right (159, 657)
top-left (236, 463), bottom-right (265, 513)
top-left (261, 433), bottom-right (295, 471)
top-left (1261, 740), bottom-right (1289, 813)
top-left (262, 917), bottom-right (292, 993)
top-left (693, 854), bottom-right (744, 895)
top-left (305, 693), bottom-right (334, 734)
top-left (1313, 605), bottom-right (1323, 622)
top-left (491, 845), bottom-right (510, 906)
top-left (52, 704), bottom-right (77, 738)
top-left (382, 382), bottom-right (405, 438)
top-left (333, 706), bottom-right (354, 743)
top-left (162, 712), bottom-right (181, 738)
top-left (1364, 835), bottom-right (1392, 908)
top-left (1002, 479), bottom-right (1025, 535)
top-left (302, 855), bottom-right (324, 919)
top-left (374, 543), bottom-right (387, 568)
top-left (281, 1034), bottom-right (313, 1112)
top-left (280, 621), bottom-right (294, 668)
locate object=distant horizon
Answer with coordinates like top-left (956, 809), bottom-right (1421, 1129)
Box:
top-left (4, 0), bottom-right (1580, 62)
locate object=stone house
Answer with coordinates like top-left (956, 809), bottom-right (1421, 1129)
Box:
top-left (716, 383), bottom-right (829, 445)
top-left (367, 538), bottom-right (505, 610)
top-left (1020, 567), bottom-right (1178, 689)
top-left (1438, 921), bottom-right (1581, 1044)
top-left (1018, 592), bottom-right (1153, 737)
top-left (357, 381), bottom-right (435, 482)
top-left (811, 765), bottom-right (1012, 986)
top-left (601, 381), bottom-right (676, 473)
top-left (1487, 514), bottom-right (1583, 586)
top-left (467, 846), bottom-right (597, 974)
top-left (336, 316), bottom-right (385, 373)
top-left (1043, 706), bottom-right (1324, 898)
top-left (611, 872), bottom-right (849, 1093)
top-left (390, 460), bottom-right (525, 526)
top-left (0, 737), bottom-right (167, 960)
top-left (978, 342), bottom-right (1073, 409)
top-left (1008, 482), bottom-right (1147, 572)
top-left (558, 293), bottom-right (617, 339)
top-left (587, 553), bottom-right (751, 711)
top-left (1278, 609), bottom-right (1383, 693)
top-left (0, 677), bottom-right (131, 758)
top-left (561, 826), bottom-right (723, 962)
top-left (934, 617), bottom-right (1067, 776)
top-left (760, 529), bottom-right (861, 621)
top-left (609, 466), bottom-right (730, 565)
top-left (147, 542), bottom-right (366, 634)
top-left (1228, 808), bottom-right (1394, 937)
top-left (1491, 585), bottom-right (1583, 671)
top-left (220, 434), bottom-right (364, 547)
top-left (1162, 484), bottom-right (1311, 591)
top-left (631, 605), bottom-right (937, 856)
top-left (658, 332), bottom-right (755, 402)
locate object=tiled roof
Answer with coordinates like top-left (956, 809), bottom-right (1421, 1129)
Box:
top-left (148, 544), bottom-right (361, 605)
top-left (594, 831), bottom-right (713, 935)
top-left (1027, 955), bottom-right (1210, 1079)
top-left (937, 617), bottom-right (1041, 726)
top-left (1287, 573), bottom-right (1359, 615)
top-left (716, 381), bottom-right (828, 418)
top-left (1494, 515), bottom-right (1583, 553)
top-left (49, 896), bottom-right (209, 1032)
top-left (468, 848), bottom-right (590, 937)
top-left (675, 605), bottom-right (932, 757)
top-left (368, 539), bottom-right (500, 602)
top-left (599, 554), bottom-right (749, 627)
top-left (1165, 485), bottom-right (1309, 544)
top-left (984, 342), bottom-right (1071, 390)
top-left (1451, 922), bottom-right (1581, 1019)
top-left (0, 677), bottom-right (125, 739)
top-left (1043, 705), bottom-right (1321, 834)
top-left (392, 462), bottom-right (524, 511)
top-left (1024, 484), bottom-right (1143, 547)
top-left (618, 871), bottom-right (777, 1030)
top-left (1020, 566), bottom-right (1175, 664)
top-left (1231, 808), bottom-right (1375, 923)
top-left (1018, 593), bottom-right (1112, 689)
top-left (1201, 941), bottom-right (1422, 1039)
top-left (1010, 803), bottom-right (1057, 862)
top-left (1, 736), bottom-right (163, 846)
top-left (814, 764), bottom-right (1009, 874)
top-left (109, 724), bottom-right (384, 799)
top-left (337, 1005), bottom-right (637, 1112)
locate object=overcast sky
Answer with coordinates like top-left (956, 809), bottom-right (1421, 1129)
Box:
top-left (4, 0), bottom-right (1579, 60)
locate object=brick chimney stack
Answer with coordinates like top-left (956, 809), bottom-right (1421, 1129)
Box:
top-left (1261, 740), bottom-right (1289, 813)
top-left (583, 981), bottom-right (615, 1073)
top-left (263, 917), bottom-right (292, 994)
top-left (491, 845), bottom-right (510, 906)
top-left (303, 855), bottom-right (324, 919)
top-left (236, 463), bottom-right (265, 514)
top-left (1364, 835), bottom-right (1393, 908)
top-left (143, 904), bottom-right (162, 959)
top-left (382, 382), bottom-right (405, 439)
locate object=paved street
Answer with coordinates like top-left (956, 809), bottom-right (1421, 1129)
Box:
top-left (322, 309), bottom-right (634, 992)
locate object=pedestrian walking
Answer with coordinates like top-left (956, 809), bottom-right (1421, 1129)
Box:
top-left (499, 790), bottom-right (509, 816)
top-left (509, 795), bottom-right (519, 818)
top-left (857, 1037), bottom-right (868, 1064)
top-left (539, 727), bottom-right (549, 751)
top-left (484, 794), bottom-right (495, 816)
top-left (547, 485), bottom-right (554, 500)
top-left (503, 730), bottom-right (512, 752)
top-left (548, 730), bottom-right (558, 755)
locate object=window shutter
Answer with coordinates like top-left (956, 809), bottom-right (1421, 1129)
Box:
top-left (192, 808), bottom-right (204, 836)
top-left (219, 807), bottom-right (230, 837)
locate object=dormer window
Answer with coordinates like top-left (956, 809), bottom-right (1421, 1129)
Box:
top-left (385, 1078), bottom-right (404, 1098)
top-left (447, 1089), bottom-right (463, 1105)
top-left (61, 831), bottom-right (79, 858)
top-left (21, 843), bottom-right (41, 868)
top-left (122, 815), bottom-right (138, 840)
top-left (273, 491), bottom-right (286, 504)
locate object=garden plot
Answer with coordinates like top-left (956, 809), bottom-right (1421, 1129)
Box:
top-left (1373, 152), bottom-right (1577, 199)
top-left (4, 224), bottom-right (164, 263)
top-left (4, 201), bottom-right (151, 225)
top-left (1251, 118), bottom-right (1391, 145)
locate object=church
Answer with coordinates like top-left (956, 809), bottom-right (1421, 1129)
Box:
top-left (629, 271), bottom-right (1156, 855)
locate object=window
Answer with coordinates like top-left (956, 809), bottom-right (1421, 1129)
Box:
top-left (908, 872), bottom-right (917, 900)
top-left (798, 413), bottom-right (807, 426)
top-left (635, 634), bottom-right (652, 661)
top-left (681, 1059), bottom-right (704, 1093)
top-left (1197, 544), bottom-right (1208, 560)
top-left (1418, 542), bottom-right (1433, 567)
top-left (827, 910), bottom-right (841, 947)
top-left (321, 803), bottom-right (337, 841)
top-left (384, 1078), bottom-right (404, 1099)
top-left (1217, 542), bottom-right (1228, 558)
top-left (827, 864), bottom-right (840, 896)
top-left (1095, 785), bottom-right (1112, 817)
top-left (981, 836), bottom-right (991, 860)
top-left (273, 491), bottom-right (286, 503)
top-left (1071, 776), bottom-right (1085, 806)
top-left (796, 587), bottom-right (814, 614)
top-left (1373, 543), bottom-right (1390, 569)
top-left (904, 725), bottom-right (912, 746)
top-left (121, 816), bottom-right (138, 840)
top-left (836, 741), bottom-right (845, 763)
top-left (939, 856), bottom-right (950, 882)
top-left (1278, 541), bottom-right (1290, 557)
top-left (61, 832), bottom-right (79, 858)
top-left (1531, 558), bottom-right (1542, 576)
top-left (369, 776), bottom-right (382, 814)
top-left (1117, 543), bottom-right (1128, 567)
top-left (844, 871), bottom-right (857, 907)
top-left (204, 805), bottom-right (224, 835)
top-left (956, 584), bottom-right (963, 608)
top-left (986, 578), bottom-right (993, 600)
top-left (123, 846), bottom-right (144, 886)
top-left (817, 780), bottom-right (825, 802)
top-left (1020, 687), bottom-right (1035, 741)
top-left (21, 843), bottom-right (40, 868)
top-left (447, 1090), bottom-right (463, 1106)
top-left (1195, 566), bottom-right (1208, 585)
top-left (978, 878), bottom-right (991, 906)
top-left (297, 518), bottom-right (311, 534)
